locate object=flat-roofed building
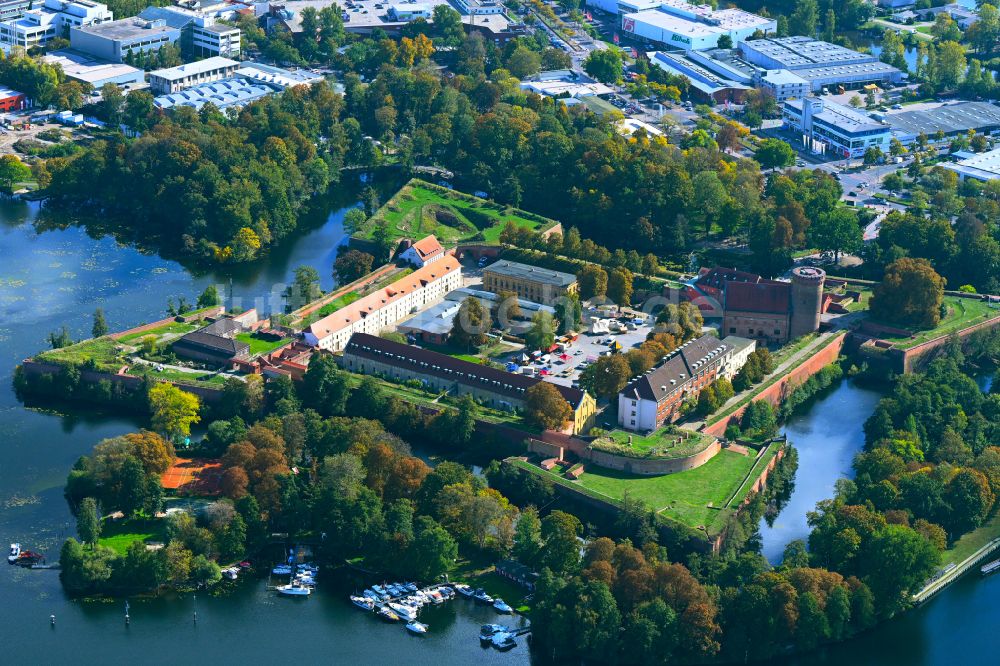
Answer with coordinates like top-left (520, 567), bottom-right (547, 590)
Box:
top-left (0, 85), bottom-right (26, 111)
top-left (783, 96), bottom-right (892, 158)
top-left (341, 332), bottom-right (597, 434)
top-left (148, 56), bottom-right (239, 94)
top-left (0, 0), bottom-right (31, 23)
top-left (942, 147), bottom-right (1000, 182)
top-left (886, 101), bottom-right (1000, 144)
top-left (153, 77), bottom-right (276, 110)
top-left (304, 257), bottom-right (462, 351)
top-left (70, 5), bottom-right (239, 62)
top-left (739, 36), bottom-right (903, 92)
top-left (646, 50), bottom-right (751, 104)
top-left (623, 1), bottom-right (775, 51)
top-left (43, 49), bottom-right (144, 87)
top-left (482, 260), bottom-right (577, 306)
top-left (0, 0), bottom-right (112, 51)
top-left (234, 61), bottom-right (323, 88)
top-left (453, 0), bottom-right (504, 15)
top-left (618, 334), bottom-right (735, 431)
top-left (760, 68), bottom-right (809, 101)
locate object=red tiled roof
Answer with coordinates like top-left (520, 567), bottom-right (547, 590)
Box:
top-left (411, 235), bottom-right (444, 260)
top-left (695, 266), bottom-right (762, 292)
top-left (724, 280), bottom-right (791, 314)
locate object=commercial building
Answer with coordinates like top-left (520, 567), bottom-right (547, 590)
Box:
top-left (0, 85), bottom-right (26, 111)
top-left (0, 0), bottom-right (112, 51)
top-left (43, 50), bottom-right (144, 87)
top-left (148, 56), bottom-right (239, 94)
top-left (760, 69), bottom-right (809, 102)
top-left (482, 260), bottom-right (577, 307)
top-left (622, 0), bottom-right (775, 51)
top-left (305, 256), bottom-right (462, 351)
top-left (783, 96), bottom-right (892, 159)
top-left (387, 2), bottom-right (433, 21)
top-left (398, 234), bottom-right (445, 268)
top-left (173, 317), bottom-right (250, 365)
top-left (70, 5), bottom-right (239, 63)
top-left (452, 0), bottom-right (504, 15)
top-left (341, 332), bottom-right (597, 434)
top-left (234, 61), bottom-right (323, 88)
top-left (942, 147), bottom-right (1000, 182)
top-left (738, 37), bottom-right (903, 92)
top-left (886, 102), bottom-right (1000, 144)
top-left (0, 0), bottom-right (31, 23)
top-left (646, 50), bottom-right (751, 104)
top-left (617, 334), bottom-right (735, 431)
top-left (721, 266), bottom-right (825, 344)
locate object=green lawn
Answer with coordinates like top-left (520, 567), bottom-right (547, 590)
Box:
top-left (37, 337), bottom-right (124, 372)
top-left (593, 426), bottom-right (714, 459)
top-left (98, 518), bottom-right (167, 555)
top-left (234, 333), bottom-right (291, 356)
top-left (873, 297), bottom-right (999, 349)
top-left (515, 448), bottom-right (759, 533)
top-left (352, 179), bottom-right (558, 246)
top-left (127, 365), bottom-right (230, 387)
top-left (118, 321), bottom-right (199, 344)
top-left (940, 509), bottom-right (1000, 567)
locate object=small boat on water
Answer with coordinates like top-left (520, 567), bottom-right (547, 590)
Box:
top-left (13, 550), bottom-right (44, 567)
top-left (351, 596), bottom-right (375, 611)
top-left (455, 583), bottom-right (473, 597)
top-left (479, 624), bottom-right (511, 644)
top-left (272, 565), bottom-right (292, 575)
top-left (472, 589), bottom-right (494, 604)
top-left (378, 607), bottom-right (400, 622)
top-left (405, 621), bottom-right (428, 635)
top-left (222, 567), bottom-right (239, 581)
top-left (8, 543), bottom-right (21, 564)
top-left (491, 632), bottom-right (517, 651)
top-left (981, 559), bottom-right (1000, 575)
top-left (277, 583), bottom-right (311, 597)
top-left (493, 598), bottom-right (513, 614)
top-left (389, 602), bottom-right (418, 621)
top-left (404, 582), bottom-right (418, 593)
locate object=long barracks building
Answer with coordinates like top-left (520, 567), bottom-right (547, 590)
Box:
top-left (341, 333), bottom-right (597, 434)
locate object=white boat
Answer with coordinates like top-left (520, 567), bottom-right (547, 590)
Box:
top-left (454, 583), bottom-right (473, 597)
top-left (493, 598), bottom-right (513, 614)
top-left (351, 595), bottom-right (375, 611)
top-left (405, 621), bottom-right (428, 635)
top-left (388, 602), bottom-right (418, 621)
top-left (404, 583), bottom-right (418, 593)
top-left (8, 543), bottom-right (21, 564)
top-left (472, 589), bottom-right (494, 604)
top-left (272, 565), bottom-right (292, 575)
top-left (492, 632), bottom-right (516, 651)
top-left (222, 567), bottom-right (239, 580)
top-left (428, 590), bottom-right (445, 604)
top-left (363, 588), bottom-right (380, 600)
top-left (277, 583), bottom-right (311, 597)
top-left (378, 607), bottom-right (400, 622)
top-left (479, 624), bottom-right (511, 644)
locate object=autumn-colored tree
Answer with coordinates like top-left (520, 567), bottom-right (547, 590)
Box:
top-left (122, 430), bottom-right (176, 475)
top-left (525, 382), bottom-right (573, 430)
top-left (870, 258), bottom-right (946, 329)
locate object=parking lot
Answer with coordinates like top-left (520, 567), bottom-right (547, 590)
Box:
top-left (494, 312), bottom-right (657, 389)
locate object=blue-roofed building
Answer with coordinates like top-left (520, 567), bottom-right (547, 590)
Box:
top-left (153, 77), bottom-right (275, 110)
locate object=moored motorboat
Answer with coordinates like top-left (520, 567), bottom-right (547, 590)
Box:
top-left (388, 602), bottom-right (418, 621)
top-left (492, 598), bottom-right (513, 614)
top-left (222, 566), bottom-right (239, 580)
top-left (479, 623), bottom-right (511, 644)
top-left (351, 595), bottom-right (375, 611)
top-left (455, 583), bottom-right (473, 597)
top-left (277, 582), bottom-right (311, 597)
top-left (472, 589), bottom-right (494, 604)
top-left (981, 559), bottom-right (1000, 575)
top-left (491, 632), bottom-right (516, 651)
top-left (405, 621), bottom-right (428, 635)
top-left (378, 607), bottom-right (400, 622)
top-left (8, 543), bottom-right (21, 564)
top-left (272, 564), bottom-right (292, 575)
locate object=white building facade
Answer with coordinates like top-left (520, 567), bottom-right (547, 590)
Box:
top-left (0, 0), bottom-right (111, 51)
top-left (783, 96), bottom-right (892, 159)
top-left (304, 257), bottom-right (462, 351)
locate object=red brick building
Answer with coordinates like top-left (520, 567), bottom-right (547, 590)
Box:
top-left (0, 86), bottom-right (28, 112)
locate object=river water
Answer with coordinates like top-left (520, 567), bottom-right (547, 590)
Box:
top-left (0, 193), bottom-right (995, 662)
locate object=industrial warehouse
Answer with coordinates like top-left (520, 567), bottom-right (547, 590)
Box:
top-left (620, 0), bottom-right (775, 50)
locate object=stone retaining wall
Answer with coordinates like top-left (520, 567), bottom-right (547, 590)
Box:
top-left (583, 439), bottom-right (722, 475)
top-left (702, 332), bottom-right (847, 438)
top-left (110, 306), bottom-right (225, 340)
top-left (19, 359), bottom-right (224, 403)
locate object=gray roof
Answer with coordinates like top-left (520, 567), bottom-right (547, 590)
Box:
top-left (621, 334), bottom-right (731, 403)
top-left (174, 318), bottom-right (248, 357)
top-left (888, 102), bottom-right (1000, 138)
top-left (484, 260), bottom-right (576, 288)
